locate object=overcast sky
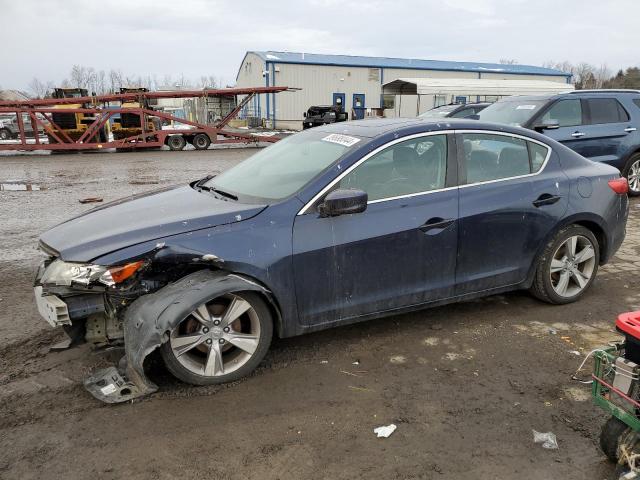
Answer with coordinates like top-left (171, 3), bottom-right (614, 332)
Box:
top-left (1, 0), bottom-right (638, 91)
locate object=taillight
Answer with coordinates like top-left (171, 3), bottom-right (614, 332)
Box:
top-left (608, 177), bottom-right (629, 195)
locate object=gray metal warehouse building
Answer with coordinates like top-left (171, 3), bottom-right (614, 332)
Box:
top-left (235, 51), bottom-right (572, 130)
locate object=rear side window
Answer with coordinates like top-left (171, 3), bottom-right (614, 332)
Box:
top-left (539, 99), bottom-right (582, 127)
top-left (634, 99), bottom-right (640, 109)
top-left (461, 133), bottom-right (549, 184)
top-left (587, 98), bottom-right (629, 124)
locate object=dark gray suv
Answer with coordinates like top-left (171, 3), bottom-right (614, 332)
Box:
top-left (478, 90), bottom-right (640, 195)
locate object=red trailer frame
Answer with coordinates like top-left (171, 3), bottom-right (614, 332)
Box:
top-left (0, 86), bottom-right (291, 151)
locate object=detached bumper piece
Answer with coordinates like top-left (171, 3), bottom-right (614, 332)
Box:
top-left (84, 366), bottom-right (156, 403)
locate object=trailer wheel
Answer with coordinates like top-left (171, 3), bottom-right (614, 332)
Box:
top-left (167, 135), bottom-right (186, 151)
top-left (192, 133), bottom-right (211, 151)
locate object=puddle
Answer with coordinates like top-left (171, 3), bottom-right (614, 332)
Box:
top-left (0, 182), bottom-right (42, 191)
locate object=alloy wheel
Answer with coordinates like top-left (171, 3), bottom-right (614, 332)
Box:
top-left (628, 159), bottom-right (640, 194)
top-left (549, 235), bottom-right (596, 298)
top-left (168, 294), bottom-right (261, 377)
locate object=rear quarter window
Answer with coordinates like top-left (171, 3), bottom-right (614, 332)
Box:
top-left (587, 98), bottom-right (629, 124)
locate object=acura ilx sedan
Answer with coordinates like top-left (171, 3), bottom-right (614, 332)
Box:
top-left (34, 118), bottom-right (629, 403)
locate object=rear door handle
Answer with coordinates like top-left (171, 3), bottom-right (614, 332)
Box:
top-left (533, 194), bottom-right (562, 208)
top-left (571, 131), bottom-right (585, 138)
top-left (625, 127), bottom-right (637, 133)
top-left (419, 217), bottom-right (454, 233)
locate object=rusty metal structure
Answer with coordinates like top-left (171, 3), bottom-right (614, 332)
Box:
top-left (0, 86), bottom-right (290, 152)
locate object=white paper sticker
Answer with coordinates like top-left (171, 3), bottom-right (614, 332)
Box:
top-left (516, 105), bottom-right (537, 110)
top-left (100, 383), bottom-right (118, 395)
top-left (322, 134), bottom-right (361, 147)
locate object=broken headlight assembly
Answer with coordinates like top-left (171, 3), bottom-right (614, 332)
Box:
top-left (40, 259), bottom-right (144, 287)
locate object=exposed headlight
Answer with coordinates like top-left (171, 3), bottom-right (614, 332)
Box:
top-left (41, 260), bottom-right (109, 286)
top-left (40, 260), bottom-right (144, 287)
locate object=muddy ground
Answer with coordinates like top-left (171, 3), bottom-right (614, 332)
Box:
top-left (0, 148), bottom-right (639, 479)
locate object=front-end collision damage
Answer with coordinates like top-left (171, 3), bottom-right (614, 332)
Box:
top-left (84, 269), bottom-right (277, 404)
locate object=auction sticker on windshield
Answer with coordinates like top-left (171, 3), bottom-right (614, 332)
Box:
top-left (516, 105), bottom-right (537, 110)
top-left (322, 134), bottom-right (361, 147)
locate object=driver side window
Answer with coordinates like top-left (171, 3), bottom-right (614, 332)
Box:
top-left (338, 135), bottom-right (447, 201)
top-left (540, 99), bottom-right (582, 127)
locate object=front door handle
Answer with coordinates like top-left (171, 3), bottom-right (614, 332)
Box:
top-left (625, 127), bottom-right (637, 133)
top-left (419, 217), bottom-right (454, 233)
top-left (533, 194), bottom-right (562, 208)
top-left (571, 131), bottom-right (585, 138)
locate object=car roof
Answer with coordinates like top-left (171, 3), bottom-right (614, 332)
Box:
top-left (313, 117), bottom-right (547, 140)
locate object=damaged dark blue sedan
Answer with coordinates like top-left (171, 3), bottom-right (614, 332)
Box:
top-left (34, 118), bottom-right (629, 403)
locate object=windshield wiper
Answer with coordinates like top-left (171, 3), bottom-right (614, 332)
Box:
top-left (211, 188), bottom-right (238, 201)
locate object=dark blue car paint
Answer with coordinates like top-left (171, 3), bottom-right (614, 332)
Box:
top-left (525, 91), bottom-right (640, 172)
top-left (39, 118), bottom-right (628, 339)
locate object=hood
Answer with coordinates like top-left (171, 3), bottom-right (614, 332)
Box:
top-left (40, 185), bottom-right (267, 262)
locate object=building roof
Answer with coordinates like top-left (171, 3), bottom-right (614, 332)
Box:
top-left (0, 89), bottom-right (30, 101)
top-left (246, 51), bottom-right (571, 78)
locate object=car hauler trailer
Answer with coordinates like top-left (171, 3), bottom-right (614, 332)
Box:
top-left (0, 86), bottom-right (291, 152)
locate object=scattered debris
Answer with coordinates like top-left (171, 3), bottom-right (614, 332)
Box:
top-left (568, 350), bottom-right (581, 356)
top-left (320, 360), bottom-right (329, 364)
top-left (533, 430), bottom-right (558, 449)
top-left (340, 370), bottom-right (362, 377)
top-left (79, 197), bottom-right (103, 204)
top-left (549, 328), bottom-right (557, 335)
top-left (390, 355), bottom-right (406, 364)
top-left (49, 337), bottom-right (72, 351)
top-left (352, 360), bottom-right (360, 365)
top-left (374, 424), bottom-right (397, 438)
top-left (348, 385), bottom-right (373, 393)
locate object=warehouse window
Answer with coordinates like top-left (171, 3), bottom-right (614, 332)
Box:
top-left (382, 94), bottom-right (395, 109)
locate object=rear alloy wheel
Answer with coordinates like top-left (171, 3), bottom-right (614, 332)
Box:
top-left (160, 292), bottom-right (272, 385)
top-left (167, 135), bottom-right (186, 151)
top-left (192, 133), bottom-right (211, 150)
top-left (625, 154), bottom-right (640, 196)
top-left (531, 225), bottom-right (599, 304)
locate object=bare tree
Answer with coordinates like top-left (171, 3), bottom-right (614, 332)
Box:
top-left (109, 69), bottom-right (123, 92)
top-left (499, 59), bottom-right (518, 65)
top-left (28, 77), bottom-right (54, 98)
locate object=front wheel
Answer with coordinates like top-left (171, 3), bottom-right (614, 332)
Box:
top-left (160, 292), bottom-right (273, 385)
top-left (600, 416), bottom-right (630, 463)
top-left (192, 133), bottom-right (211, 150)
top-left (0, 128), bottom-right (11, 140)
top-left (530, 225), bottom-right (599, 304)
top-left (624, 153), bottom-right (640, 196)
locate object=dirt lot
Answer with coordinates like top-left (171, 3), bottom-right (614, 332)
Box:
top-left (0, 148), bottom-right (638, 480)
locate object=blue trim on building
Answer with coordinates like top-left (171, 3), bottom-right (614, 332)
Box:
top-left (265, 61), bottom-right (270, 125)
top-left (247, 51), bottom-right (572, 78)
top-left (271, 62), bottom-right (276, 128)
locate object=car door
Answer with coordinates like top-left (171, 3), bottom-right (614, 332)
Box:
top-left (577, 97), bottom-right (632, 170)
top-left (534, 98), bottom-right (592, 157)
top-left (455, 131), bottom-right (569, 295)
top-left (292, 132), bottom-right (459, 326)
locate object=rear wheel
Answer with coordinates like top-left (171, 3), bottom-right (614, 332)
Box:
top-left (530, 225), bottom-right (599, 304)
top-left (600, 416), bottom-right (630, 462)
top-left (167, 135), bottom-right (186, 151)
top-left (0, 128), bottom-right (11, 140)
top-left (624, 153), bottom-right (640, 196)
top-left (160, 292), bottom-right (273, 385)
top-left (192, 133), bottom-right (211, 150)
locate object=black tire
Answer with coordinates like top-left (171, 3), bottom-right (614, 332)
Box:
top-left (0, 128), bottom-right (11, 140)
top-left (192, 133), bottom-right (211, 150)
top-left (166, 135), bottom-right (186, 151)
top-left (160, 291), bottom-right (273, 386)
top-left (623, 153), bottom-right (640, 197)
top-left (530, 224), bottom-right (599, 304)
top-left (600, 416), bottom-right (630, 463)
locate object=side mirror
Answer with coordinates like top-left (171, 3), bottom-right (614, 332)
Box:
top-left (303, 112), bottom-right (307, 117)
top-left (533, 122), bottom-right (560, 132)
top-left (318, 189), bottom-right (368, 217)
top-left (467, 114), bottom-right (480, 120)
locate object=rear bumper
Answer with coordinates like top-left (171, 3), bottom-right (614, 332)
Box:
top-left (603, 194), bottom-right (629, 263)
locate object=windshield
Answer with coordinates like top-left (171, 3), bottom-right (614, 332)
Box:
top-left (419, 105), bottom-right (459, 119)
top-left (477, 98), bottom-right (549, 126)
top-left (204, 129), bottom-right (364, 202)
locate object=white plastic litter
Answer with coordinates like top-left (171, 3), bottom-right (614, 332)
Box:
top-left (533, 430), bottom-right (558, 449)
top-left (374, 424), bottom-right (397, 438)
